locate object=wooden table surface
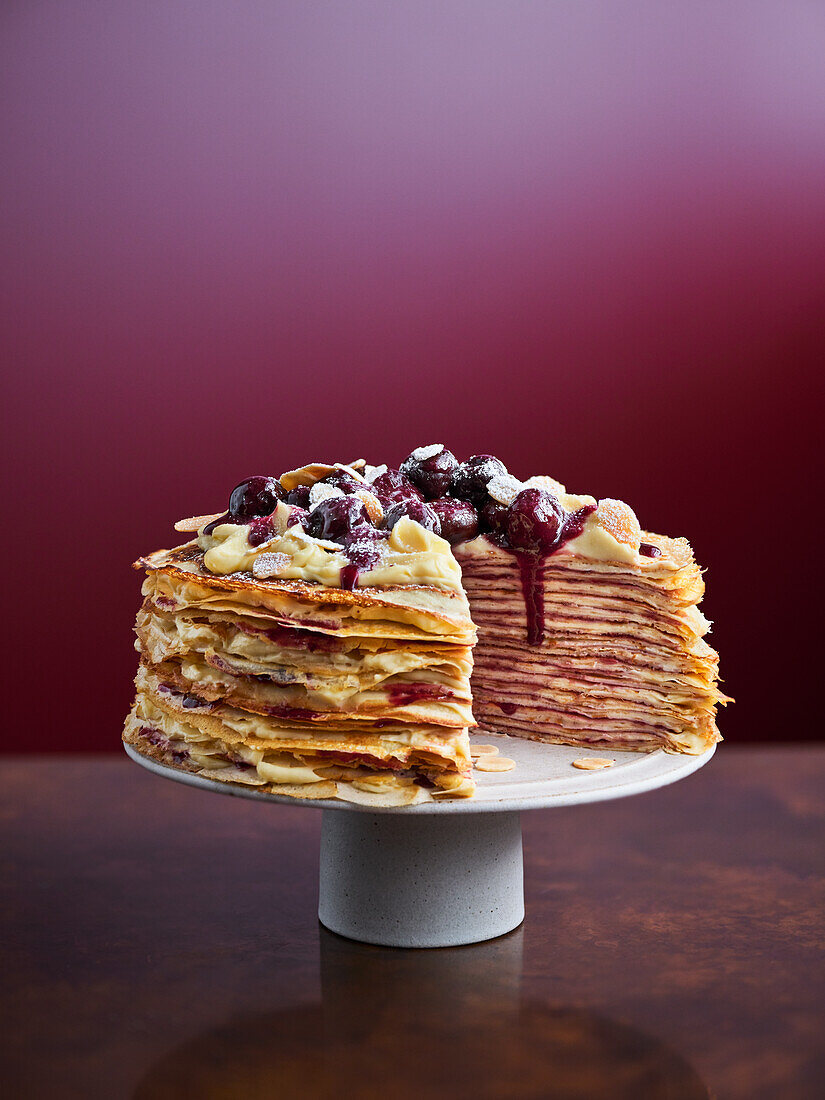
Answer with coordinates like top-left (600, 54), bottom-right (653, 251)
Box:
top-left (2, 749), bottom-right (823, 1099)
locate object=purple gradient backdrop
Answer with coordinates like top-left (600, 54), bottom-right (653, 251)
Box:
top-left (3, 2), bottom-right (824, 751)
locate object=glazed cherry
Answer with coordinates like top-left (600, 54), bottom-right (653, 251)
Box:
top-left (321, 469), bottom-right (363, 495)
top-left (343, 527), bottom-right (389, 569)
top-left (228, 476), bottom-right (285, 518)
top-left (286, 506), bottom-right (309, 529)
top-left (429, 497), bottom-right (479, 544)
top-left (449, 454), bottom-right (508, 506)
top-left (306, 495), bottom-right (372, 543)
top-left (383, 499), bottom-right (442, 536)
top-left (479, 499), bottom-right (510, 544)
top-left (247, 517), bottom-right (275, 546)
top-left (400, 446), bottom-right (459, 499)
top-left (286, 485), bottom-right (311, 508)
top-left (505, 488), bottom-right (565, 555)
top-left (370, 469), bottom-right (424, 508)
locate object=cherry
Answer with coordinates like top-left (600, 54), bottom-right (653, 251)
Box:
top-left (306, 495), bottom-right (372, 543)
top-left (370, 469), bottom-right (424, 507)
top-left (343, 527), bottom-right (389, 570)
top-left (401, 446), bottom-right (459, 499)
top-left (640, 542), bottom-right (662, 558)
top-left (429, 497), bottom-right (479, 544)
top-left (228, 476), bottom-right (284, 518)
top-left (286, 506), bottom-right (309, 528)
top-left (449, 454), bottom-right (508, 506)
top-left (479, 499), bottom-right (510, 545)
top-left (248, 517), bottom-right (275, 546)
top-left (383, 499), bottom-right (442, 536)
top-left (505, 488), bottom-right (565, 555)
top-left (286, 485), bottom-right (311, 508)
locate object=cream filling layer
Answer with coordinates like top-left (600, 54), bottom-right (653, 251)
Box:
top-left (199, 510), bottom-right (463, 593)
top-left (457, 513), bottom-right (637, 565)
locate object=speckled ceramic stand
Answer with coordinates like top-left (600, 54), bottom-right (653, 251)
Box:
top-left (125, 734), bottom-right (715, 948)
top-left (318, 809), bottom-right (524, 946)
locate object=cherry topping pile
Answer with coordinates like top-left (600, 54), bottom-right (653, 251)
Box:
top-left (202, 444), bottom-right (617, 590)
top-left (396, 445), bottom-right (593, 557)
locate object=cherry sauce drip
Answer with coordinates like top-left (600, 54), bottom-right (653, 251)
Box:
top-left (639, 542), bottom-right (661, 558)
top-left (508, 505), bottom-right (596, 646)
top-left (514, 551), bottom-right (546, 646)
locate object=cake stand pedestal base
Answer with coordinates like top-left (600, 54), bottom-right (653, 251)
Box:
top-left (318, 808), bottom-right (524, 948)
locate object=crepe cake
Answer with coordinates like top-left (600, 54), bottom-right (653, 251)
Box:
top-left (124, 446), bottom-right (727, 805)
top-left (124, 463), bottom-right (478, 807)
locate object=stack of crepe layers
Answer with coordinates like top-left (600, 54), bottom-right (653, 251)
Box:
top-left (124, 544), bottom-right (476, 806)
top-left (457, 534), bottom-right (725, 755)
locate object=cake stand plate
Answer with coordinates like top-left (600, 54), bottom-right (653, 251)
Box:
top-left (125, 735), bottom-right (715, 948)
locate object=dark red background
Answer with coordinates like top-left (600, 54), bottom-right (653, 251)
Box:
top-left (3, 3), bottom-right (824, 752)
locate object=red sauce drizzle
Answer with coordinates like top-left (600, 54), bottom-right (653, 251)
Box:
top-left (339, 562), bottom-right (360, 590)
top-left (514, 551), bottom-right (546, 646)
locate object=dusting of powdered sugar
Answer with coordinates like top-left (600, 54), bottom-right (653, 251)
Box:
top-left (364, 464), bottom-right (388, 483)
top-left (308, 483), bottom-right (345, 509)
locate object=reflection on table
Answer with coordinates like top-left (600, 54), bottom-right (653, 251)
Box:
top-left (133, 927), bottom-right (708, 1099)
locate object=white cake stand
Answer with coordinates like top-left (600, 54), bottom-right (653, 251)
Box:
top-left (125, 734), bottom-right (715, 948)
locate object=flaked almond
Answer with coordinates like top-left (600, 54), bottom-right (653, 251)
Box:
top-left (364, 463), bottom-right (388, 483)
top-left (279, 463), bottom-right (336, 491)
top-left (252, 552), bottom-right (291, 579)
top-left (410, 443), bottom-right (444, 461)
top-left (355, 488), bottom-right (384, 523)
top-left (523, 474), bottom-right (567, 497)
top-left (335, 462), bottom-right (369, 483)
top-left (487, 474), bottom-right (524, 506)
top-left (475, 756), bottom-right (516, 772)
top-left (572, 757), bottom-right (614, 771)
top-left (469, 744), bottom-right (499, 758)
top-left (596, 498), bottom-right (641, 549)
top-left (174, 513), bottom-right (223, 533)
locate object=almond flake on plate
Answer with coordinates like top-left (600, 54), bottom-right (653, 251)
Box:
top-left (474, 756), bottom-right (516, 772)
top-left (571, 757), bottom-right (614, 771)
top-left (469, 744), bottom-right (499, 758)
